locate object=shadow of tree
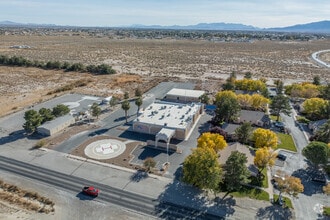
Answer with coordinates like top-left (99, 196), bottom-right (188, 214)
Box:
top-left (130, 170), bottom-right (148, 182)
top-left (292, 167), bottom-right (324, 196)
top-left (256, 205), bottom-right (294, 220)
top-left (154, 177), bottom-right (236, 219)
top-left (0, 129), bottom-right (40, 146)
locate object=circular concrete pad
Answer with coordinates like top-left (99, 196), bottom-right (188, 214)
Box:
top-left (62, 102), bottom-right (80, 109)
top-left (84, 139), bottom-right (126, 160)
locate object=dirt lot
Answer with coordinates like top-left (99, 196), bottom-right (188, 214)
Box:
top-left (0, 33), bottom-right (329, 117)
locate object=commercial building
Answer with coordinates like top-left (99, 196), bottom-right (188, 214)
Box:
top-left (37, 114), bottom-right (75, 136)
top-left (133, 101), bottom-right (203, 142)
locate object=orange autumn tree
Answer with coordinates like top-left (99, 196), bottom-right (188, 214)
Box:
top-left (276, 175), bottom-right (304, 198)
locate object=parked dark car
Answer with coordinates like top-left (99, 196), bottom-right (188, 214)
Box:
top-left (274, 122), bottom-right (285, 128)
top-left (277, 154), bottom-right (287, 161)
top-left (312, 176), bottom-right (327, 184)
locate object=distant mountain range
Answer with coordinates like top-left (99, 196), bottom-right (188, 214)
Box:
top-left (130, 20), bottom-right (330, 33)
top-left (1, 20), bottom-right (329, 33)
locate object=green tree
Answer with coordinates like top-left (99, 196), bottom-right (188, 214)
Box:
top-left (235, 122), bottom-right (253, 144)
top-left (270, 95), bottom-right (291, 121)
top-left (315, 119), bottom-right (330, 143)
top-left (224, 151), bottom-right (250, 192)
top-left (320, 83), bottom-right (330, 100)
top-left (52, 104), bottom-right (70, 117)
top-left (199, 93), bottom-right (210, 104)
top-left (213, 91), bottom-right (240, 124)
top-left (244, 72), bottom-right (252, 79)
top-left (109, 96), bottom-right (118, 108)
top-left (274, 79), bottom-right (284, 94)
top-left (222, 72), bottom-right (236, 91)
top-left (183, 147), bottom-right (222, 194)
top-left (91, 103), bottom-right (101, 119)
top-left (135, 88), bottom-right (142, 97)
top-left (302, 141), bottom-right (329, 168)
top-left (135, 97), bottom-right (143, 116)
top-left (143, 157), bottom-right (156, 172)
top-left (23, 110), bottom-right (43, 134)
top-left (124, 91), bottom-right (129, 100)
top-left (121, 100), bottom-right (130, 123)
top-left (39, 108), bottom-right (55, 123)
top-left (313, 76), bottom-right (321, 86)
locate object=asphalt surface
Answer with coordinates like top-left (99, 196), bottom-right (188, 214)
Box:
top-left (0, 155), bottom-right (224, 219)
top-left (271, 106), bottom-right (329, 219)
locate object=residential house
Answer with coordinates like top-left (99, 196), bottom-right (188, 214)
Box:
top-left (218, 142), bottom-right (258, 176)
top-left (234, 110), bottom-right (270, 128)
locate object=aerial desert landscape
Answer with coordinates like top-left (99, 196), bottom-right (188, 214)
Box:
top-left (0, 29), bottom-right (329, 117)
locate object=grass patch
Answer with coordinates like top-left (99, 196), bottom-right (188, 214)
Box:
top-left (273, 194), bottom-right (293, 209)
top-left (324, 206), bottom-right (330, 216)
top-left (270, 115), bottom-right (280, 121)
top-left (249, 169), bottom-right (269, 188)
top-left (276, 133), bottom-right (297, 152)
top-left (230, 186), bottom-right (269, 201)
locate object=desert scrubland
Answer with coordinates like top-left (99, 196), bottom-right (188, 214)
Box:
top-left (0, 31), bottom-right (329, 117)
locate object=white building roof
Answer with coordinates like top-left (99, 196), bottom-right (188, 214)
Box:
top-left (166, 88), bottom-right (205, 99)
top-left (135, 101), bottom-right (202, 129)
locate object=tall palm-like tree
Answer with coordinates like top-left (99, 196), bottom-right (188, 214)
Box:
top-left (135, 97), bottom-right (143, 116)
top-left (121, 100), bottom-right (130, 123)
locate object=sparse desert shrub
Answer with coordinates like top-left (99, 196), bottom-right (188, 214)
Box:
top-left (35, 139), bottom-right (46, 148)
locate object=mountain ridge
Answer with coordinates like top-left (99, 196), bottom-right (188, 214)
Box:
top-left (1, 20), bottom-right (329, 33)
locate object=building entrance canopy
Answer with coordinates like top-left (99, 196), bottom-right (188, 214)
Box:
top-left (155, 128), bottom-right (175, 146)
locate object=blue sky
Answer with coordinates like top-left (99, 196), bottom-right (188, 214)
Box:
top-left (1, 0), bottom-right (329, 28)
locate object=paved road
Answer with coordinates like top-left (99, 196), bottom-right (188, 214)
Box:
top-left (0, 155), bottom-right (225, 219)
top-left (273, 107), bottom-right (329, 219)
top-left (311, 49), bottom-right (330, 68)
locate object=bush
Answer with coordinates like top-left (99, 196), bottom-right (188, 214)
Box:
top-left (324, 207), bottom-right (330, 216)
top-left (35, 139), bottom-right (46, 148)
top-left (296, 116), bottom-right (310, 124)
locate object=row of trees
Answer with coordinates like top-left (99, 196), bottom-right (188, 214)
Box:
top-left (121, 89), bottom-right (143, 123)
top-left (285, 81), bottom-right (330, 100)
top-left (212, 90), bottom-right (270, 125)
top-left (183, 130), bottom-right (305, 197)
top-left (23, 104), bottom-right (70, 134)
top-left (0, 55), bottom-right (116, 75)
top-left (183, 132), bottom-right (251, 194)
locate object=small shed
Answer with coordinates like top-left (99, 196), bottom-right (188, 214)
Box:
top-left (37, 114), bottom-right (75, 136)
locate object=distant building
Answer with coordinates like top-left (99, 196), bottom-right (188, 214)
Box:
top-left (37, 114), bottom-right (75, 136)
top-left (164, 88), bottom-right (205, 103)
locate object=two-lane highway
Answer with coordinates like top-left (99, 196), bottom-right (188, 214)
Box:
top-left (0, 155), bottom-right (222, 219)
